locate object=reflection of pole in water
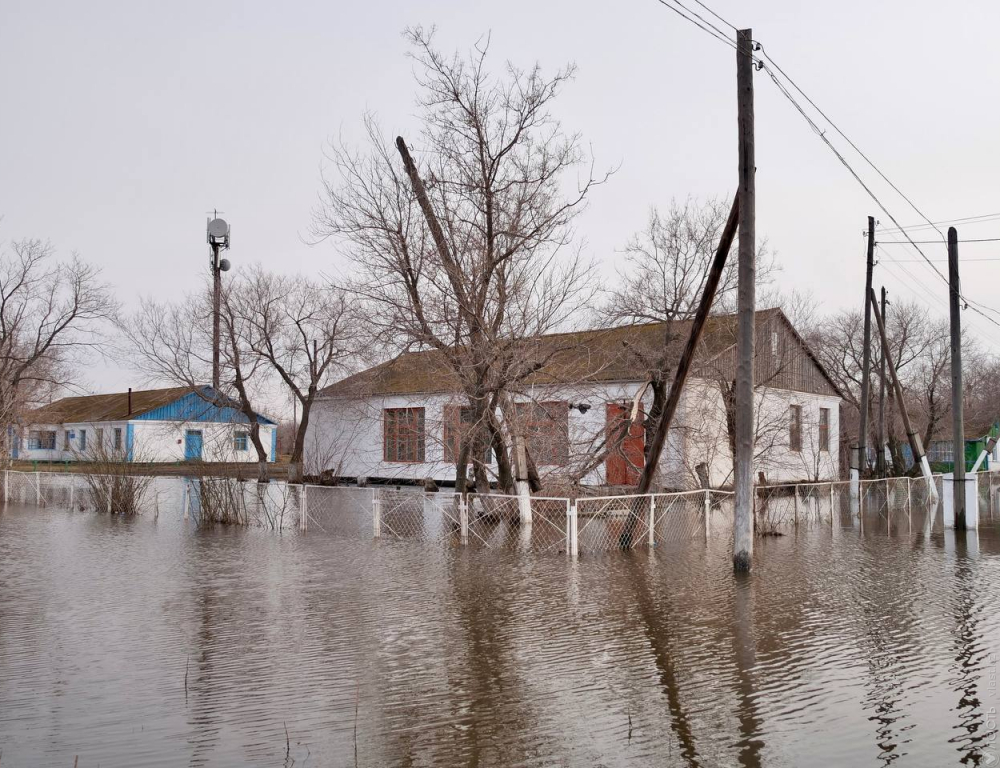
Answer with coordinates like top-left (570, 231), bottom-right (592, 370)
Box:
top-left (947, 532), bottom-right (994, 763)
top-left (732, 576), bottom-right (763, 768)
top-left (624, 556), bottom-right (700, 766)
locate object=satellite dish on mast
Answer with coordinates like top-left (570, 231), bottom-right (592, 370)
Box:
top-left (207, 218), bottom-right (229, 241)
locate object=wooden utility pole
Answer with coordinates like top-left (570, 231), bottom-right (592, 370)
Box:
top-left (876, 286), bottom-right (888, 477)
top-left (858, 216), bottom-right (876, 475)
top-left (948, 227), bottom-right (966, 529)
top-left (870, 289), bottom-right (935, 492)
top-left (635, 195), bottom-right (739, 496)
top-left (733, 28), bottom-right (756, 573)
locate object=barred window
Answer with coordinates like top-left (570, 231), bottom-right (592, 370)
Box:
top-left (789, 405), bottom-right (802, 452)
top-left (819, 408), bottom-right (830, 452)
top-left (383, 408), bottom-right (425, 463)
top-left (513, 401), bottom-right (569, 467)
top-left (27, 430), bottom-right (56, 450)
top-left (443, 405), bottom-right (491, 465)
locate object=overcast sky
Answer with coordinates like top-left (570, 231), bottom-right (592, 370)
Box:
top-left (3, 0), bottom-right (999, 405)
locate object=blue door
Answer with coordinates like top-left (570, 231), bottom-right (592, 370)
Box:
top-left (184, 430), bottom-right (203, 461)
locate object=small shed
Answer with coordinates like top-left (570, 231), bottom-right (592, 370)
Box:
top-left (11, 386), bottom-right (277, 464)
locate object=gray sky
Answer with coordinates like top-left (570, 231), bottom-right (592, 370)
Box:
top-left (3, 0), bottom-right (1000, 404)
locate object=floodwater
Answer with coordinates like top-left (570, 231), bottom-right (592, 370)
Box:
top-left (0, 499), bottom-right (998, 767)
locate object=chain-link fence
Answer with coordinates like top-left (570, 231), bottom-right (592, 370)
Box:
top-left (6, 468), bottom-right (1000, 554)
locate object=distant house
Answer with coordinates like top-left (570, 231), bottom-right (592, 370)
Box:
top-left (923, 420), bottom-right (1000, 473)
top-left (11, 386), bottom-right (277, 464)
top-left (305, 309), bottom-right (844, 489)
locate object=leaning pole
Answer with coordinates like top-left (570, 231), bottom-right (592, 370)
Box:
top-left (733, 28), bottom-right (756, 572)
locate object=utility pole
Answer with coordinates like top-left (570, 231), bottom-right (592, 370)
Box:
top-left (206, 215), bottom-right (231, 392)
top-left (870, 289), bottom-right (937, 502)
top-left (858, 216), bottom-right (876, 475)
top-left (733, 28), bottom-right (756, 573)
top-left (948, 227), bottom-right (966, 529)
top-left (876, 286), bottom-right (888, 477)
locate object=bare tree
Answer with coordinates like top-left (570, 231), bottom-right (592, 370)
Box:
top-left (599, 197), bottom-right (775, 486)
top-left (235, 267), bottom-right (357, 481)
top-left (0, 239), bottom-right (115, 461)
top-left (312, 26), bottom-right (608, 493)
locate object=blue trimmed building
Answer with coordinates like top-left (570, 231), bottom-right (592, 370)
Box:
top-left (12, 386), bottom-right (277, 464)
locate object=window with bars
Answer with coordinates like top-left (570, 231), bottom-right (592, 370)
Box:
top-left (443, 405), bottom-right (491, 465)
top-left (789, 404), bottom-right (802, 452)
top-left (383, 408), bottom-right (425, 463)
top-left (513, 401), bottom-right (569, 466)
top-left (27, 430), bottom-right (57, 450)
top-left (819, 408), bottom-right (830, 452)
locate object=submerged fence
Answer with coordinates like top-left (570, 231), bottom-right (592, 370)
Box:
top-left (3, 468), bottom-right (998, 555)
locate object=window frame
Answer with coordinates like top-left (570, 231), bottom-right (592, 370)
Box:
top-left (818, 407), bottom-right (830, 453)
top-left (383, 407), bottom-right (426, 463)
top-left (113, 428), bottom-right (123, 451)
top-left (789, 404), bottom-right (802, 453)
top-left (513, 400), bottom-right (570, 467)
top-left (443, 405), bottom-right (492, 465)
top-left (79, 429), bottom-right (87, 451)
top-left (233, 431), bottom-right (249, 452)
top-left (27, 430), bottom-right (57, 450)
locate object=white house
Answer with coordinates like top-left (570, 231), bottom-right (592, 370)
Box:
top-left (12, 386), bottom-right (277, 464)
top-left (305, 309), bottom-right (843, 490)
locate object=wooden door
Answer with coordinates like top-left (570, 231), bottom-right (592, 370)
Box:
top-left (606, 402), bottom-right (644, 485)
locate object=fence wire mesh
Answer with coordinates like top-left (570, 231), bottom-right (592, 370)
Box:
top-left (6, 468), bottom-right (1000, 554)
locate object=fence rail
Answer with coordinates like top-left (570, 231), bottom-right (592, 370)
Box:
top-left (4, 468), bottom-right (998, 555)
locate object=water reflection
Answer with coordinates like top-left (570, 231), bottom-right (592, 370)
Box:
top-left (0, 504), bottom-right (997, 767)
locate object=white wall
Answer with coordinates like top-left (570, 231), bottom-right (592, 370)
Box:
top-left (14, 420), bottom-right (276, 464)
top-left (305, 378), bottom-right (840, 489)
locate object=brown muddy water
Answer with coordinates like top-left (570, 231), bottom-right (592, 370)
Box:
top-left (0, 501), bottom-right (998, 767)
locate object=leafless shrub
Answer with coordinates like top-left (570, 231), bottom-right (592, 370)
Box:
top-left (80, 442), bottom-right (155, 516)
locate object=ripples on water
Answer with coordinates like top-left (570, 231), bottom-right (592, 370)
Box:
top-left (0, 500), bottom-right (998, 767)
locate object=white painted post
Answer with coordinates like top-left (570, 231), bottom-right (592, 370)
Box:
top-left (830, 483), bottom-right (835, 526)
top-left (69, 480), bottom-right (74, 510)
top-left (300, 484), bottom-right (308, 531)
top-left (35, 472), bottom-right (41, 506)
top-left (182, 483), bottom-right (190, 520)
top-left (372, 489), bottom-right (381, 539)
top-left (107, 484), bottom-right (113, 514)
top-left (703, 490), bottom-right (711, 539)
top-left (568, 501), bottom-right (578, 557)
top-left (648, 495), bottom-right (656, 547)
top-left (793, 486), bottom-right (799, 526)
top-left (459, 495), bottom-right (469, 545)
top-left (3, 469), bottom-right (8, 506)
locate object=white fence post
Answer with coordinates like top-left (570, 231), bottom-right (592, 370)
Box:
top-left (69, 480), bottom-right (74, 510)
top-left (3, 469), bottom-right (8, 506)
top-left (372, 489), bottom-right (381, 539)
top-left (107, 483), bottom-right (113, 514)
top-left (703, 490), bottom-right (711, 539)
top-left (300, 484), bottom-right (308, 531)
top-left (568, 500), bottom-right (578, 557)
top-left (35, 472), bottom-right (42, 506)
top-left (459, 494), bottom-right (469, 545)
top-left (648, 495), bottom-right (656, 547)
top-left (830, 483), bottom-right (835, 526)
top-left (793, 486), bottom-right (799, 526)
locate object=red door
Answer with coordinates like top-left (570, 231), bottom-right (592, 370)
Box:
top-left (606, 402), bottom-right (645, 485)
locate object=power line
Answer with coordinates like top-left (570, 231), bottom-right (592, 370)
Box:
top-left (690, 0), bottom-right (737, 32)
top-left (877, 212), bottom-right (1000, 234)
top-left (879, 238), bottom-right (1000, 245)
